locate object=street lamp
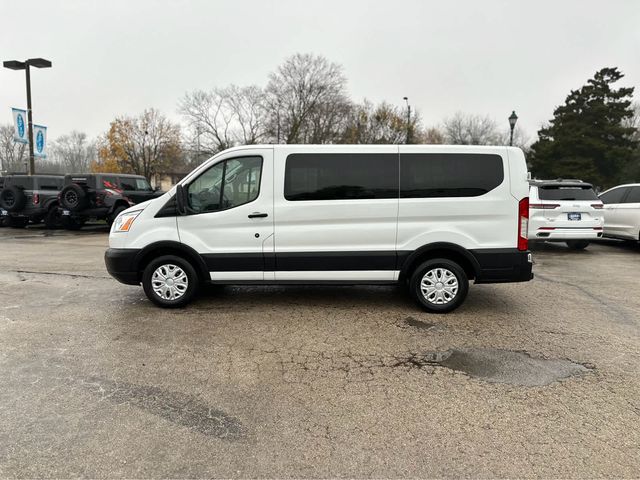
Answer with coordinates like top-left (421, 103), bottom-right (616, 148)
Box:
top-left (3, 58), bottom-right (52, 175)
top-left (403, 97), bottom-right (411, 144)
top-left (508, 110), bottom-right (518, 147)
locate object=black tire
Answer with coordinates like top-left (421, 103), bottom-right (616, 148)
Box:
top-left (409, 258), bottom-right (469, 313)
top-left (6, 216), bottom-right (30, 228)
top-left (44, 206), bottom-right (62, 229)
top-left (0, 186), bottom-right (27, 212)
top-left (0, 215), bottom-right (7, 227)
top-left (61, 216), bottom-right (84, 230)
top-left (142, 255), bottom-right (199, 308)
top-left (107, 205), bottom-right (127, 227)
top-left (566, 240), bottom-right (590, 250)
top-left (60, 184), bottom-right (88, 211)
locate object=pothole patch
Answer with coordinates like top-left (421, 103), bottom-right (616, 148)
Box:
top-left (402, 316), bottom-right (439, 330)
top-left (398, 348), bottom-right (592, 386)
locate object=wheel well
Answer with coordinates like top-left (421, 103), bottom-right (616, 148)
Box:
top-left (112, 200), bottom-right (130, 211)
top-left (135, 244), bottom-right (208, 282)
top-left (400, 247), bottom-right (477, 282)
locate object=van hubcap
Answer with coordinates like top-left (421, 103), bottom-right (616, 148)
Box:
top-left (151, 264), bottom-right (188, 301)
top-left (420, 268), bottom-right (458, 305)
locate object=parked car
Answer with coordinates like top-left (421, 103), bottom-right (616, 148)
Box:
top-left (101, 173), bottom-right (163, 205)
top-left (105, 145), bottom-right (533, 312)
top-left (59, 173), bottom-right (134, 229)
top-left (599, 183), bottom-right (640, 242)
top-left (528, 179), bottom-right (604, 249)
top-left (0, 174), bottom-right (65, 228)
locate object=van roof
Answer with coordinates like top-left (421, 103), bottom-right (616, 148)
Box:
top-left (215, 144), bottom-right (520, 156)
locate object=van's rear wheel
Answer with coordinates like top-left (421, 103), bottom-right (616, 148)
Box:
top-left (409, 258), bottom-right (469, 313)
top-left (142, 255), bottom-right (199, 308)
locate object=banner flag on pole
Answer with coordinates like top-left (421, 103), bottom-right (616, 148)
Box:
top-left (33, 125), bottom-right (47, 157)
top-left (11, 108), bottom-right (28, 144)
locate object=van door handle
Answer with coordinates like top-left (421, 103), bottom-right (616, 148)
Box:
top-left (248, 212), bottom-right (268, 218)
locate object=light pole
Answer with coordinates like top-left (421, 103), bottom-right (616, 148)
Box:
top-left (3, 58), bottom-right (52, 175)
top-left (403, 96), bottom-right (411, 144)
top-left (508, 110), bottom-right (518, 147)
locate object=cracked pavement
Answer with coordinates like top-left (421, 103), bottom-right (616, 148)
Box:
top-left (0, 225), bottom-right (639, 477)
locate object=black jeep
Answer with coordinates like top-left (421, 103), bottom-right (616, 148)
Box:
top-left (112, 173), bottom-right (162, 205)
top-left (58, 173), bottom-right (159, 229)
top-left (0, 174), bottom-right (65, 228)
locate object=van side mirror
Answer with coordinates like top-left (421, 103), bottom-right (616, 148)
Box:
top-left (176, 184), bottom-right (188, 215)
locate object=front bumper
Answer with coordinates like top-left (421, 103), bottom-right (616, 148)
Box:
top-left (104, 248), bottom-right (141, 285)
top-left (470, 248), bottom-right (533, 284)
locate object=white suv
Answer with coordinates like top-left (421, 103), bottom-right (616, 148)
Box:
top-left (528, 180), bottom-right (604, 249)
top-left (599, 183), bottom-right (640, 242)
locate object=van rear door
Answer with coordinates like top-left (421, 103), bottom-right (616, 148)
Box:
top-left (272, 146), bottom-right (399, 281)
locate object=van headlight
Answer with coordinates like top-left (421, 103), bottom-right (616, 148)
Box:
top-left (112, 210), bottom-right (142, 233)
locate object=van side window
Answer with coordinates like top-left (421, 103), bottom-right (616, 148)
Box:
top-left (284, 153), bottom-right (398, 201)
top-left (400, 153), bottom-right (503, 198)
top-left (599, 187), bottom-right (627, 204)
top-left (187, 156), bottom-right (262, 214)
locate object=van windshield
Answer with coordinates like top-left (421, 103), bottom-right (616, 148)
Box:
top-left (538, 186), bottom-right (598, 201)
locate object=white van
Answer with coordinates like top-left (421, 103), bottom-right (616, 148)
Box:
top-left (105, 145), bottom-right (533, 312)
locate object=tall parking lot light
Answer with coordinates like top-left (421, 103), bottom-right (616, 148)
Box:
top-left (3, 58), bottom-right (52, 175)
top-left (403, 97), bottom-right (411, 144)
top-left (508, 110), bottom-right (518, 147)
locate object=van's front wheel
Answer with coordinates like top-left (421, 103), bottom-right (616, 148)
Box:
top-left (142, 255), bottom-right (199, 308)
top-left (409, 259), bottom-right (469, 313)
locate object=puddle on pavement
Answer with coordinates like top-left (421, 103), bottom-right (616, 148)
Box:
top-left (400, 348), bottom-right (591, 386)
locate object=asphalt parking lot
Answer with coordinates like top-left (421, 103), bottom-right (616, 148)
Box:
top-left (0, 225), bottom-right (638, 478)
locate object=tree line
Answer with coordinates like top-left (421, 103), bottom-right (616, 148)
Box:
top-left (0, 54), bottom-right (638, 189)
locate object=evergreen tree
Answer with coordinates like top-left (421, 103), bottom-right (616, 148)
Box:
top-left (530, 67), bottom-right (637, 188)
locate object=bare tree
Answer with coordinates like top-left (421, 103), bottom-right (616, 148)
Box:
top-left (0, 124), bottom-right (28, 173)
top-left (97, 109), bottom-right (182, 178)
top-left (265, 53), bottom-right (350, 144)
top-left (49, 131), bottom-right (96, 173)
top-left (443, 112), bottom-right (502, 145)
top-left (180, 89), bottom-right (234, 155)
top-left (342, 100), bottom-right (407, 144)
top-left (225, 85), bottom-right (267, 145)
top-left (418, 126), bottom-right (445, 144)
top-left (179, 84), bottom-right (267, 161)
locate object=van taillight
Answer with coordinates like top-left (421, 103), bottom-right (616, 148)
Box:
top-left (518, 197), bottom-right (529, 251)
top-left (33, 193), bottom-right (40, 205)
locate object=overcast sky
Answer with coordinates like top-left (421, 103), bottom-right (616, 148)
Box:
top-left (1, 0), bottom-right (639, 143)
